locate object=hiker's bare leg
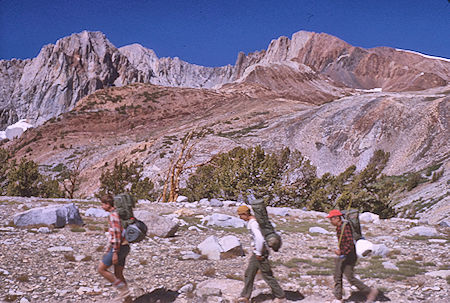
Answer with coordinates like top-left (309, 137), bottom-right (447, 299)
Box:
top-left (98, 262), bottom-right (116, 283)
top-left (114, 264), bottom-right (126, 283)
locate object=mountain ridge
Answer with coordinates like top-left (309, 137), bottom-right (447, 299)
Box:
top-left (1, 30), bottom-right (449, 129)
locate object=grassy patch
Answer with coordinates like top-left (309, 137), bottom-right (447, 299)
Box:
top-left (70, 226), bottom-right (86, 233)
top-left (357, 257), bottom-right (425, 280)
top-left (277, 220), bottom-right (331, 234)
top-left (225, 273), bottom-right (243, 281)
top-left (64, 254), bottom-right (76, 262)
top-left (217, 122), bottom-right (269, 138)
top-left (306, 269), bottom-right (332, 276)
top-left (16, 274), bottom-right (29, 282)
top-left (203, 267), bottom-right (216, 277)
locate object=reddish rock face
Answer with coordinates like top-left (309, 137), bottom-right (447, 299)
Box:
top-left (290, 33), bottom-right (449, 92)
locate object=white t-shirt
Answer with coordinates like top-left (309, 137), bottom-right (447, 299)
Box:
top-left (247, 218), bottom-right (267, 256)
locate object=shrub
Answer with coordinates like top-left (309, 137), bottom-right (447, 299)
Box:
top-left (98, 159), bottom-right (155, 200)
top-left (182, 147), bottom-right (396, 218)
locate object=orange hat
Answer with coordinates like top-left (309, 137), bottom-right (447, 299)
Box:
top-left (237, 205), bottom-right (250, 215)
top-left (326, 209), bottom-right (343, 218)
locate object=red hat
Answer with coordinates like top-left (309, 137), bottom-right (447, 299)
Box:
top-left (326, 209), bottom-right (343, 218)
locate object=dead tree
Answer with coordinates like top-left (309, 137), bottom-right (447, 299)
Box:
top-left (61, 156), bottom-right (86, 199)
top-left (159, 131), bottom-right (203, 202)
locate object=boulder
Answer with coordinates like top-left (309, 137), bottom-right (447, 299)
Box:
top-left (195, 279), bottom-right (242, 301)
top-left (359, 212), bottom-right (380, 224)
top-left (47, 246), bottom-right (73, 252)
top-left (371, 243), bottom-right (390, 257)
top-left (267, 206), bottom-right (291, 216)
top-left (84, 207), bottom-right (109, 218)
top-left (400, 226), bottom-right (439, 237)
top-left (355, 239), bottom-right (374, 258)
top-left (209, 198), bottom-right (224, 207)
top-left (134, 210), bottom-right (179, 238)
top-left (197, 236), bottom-right (222, 260)
top-left (197, 235), bottom-right (242, 260)
top-left (382, 261), bottom-right (399, 270)
top-left (202, 213), bottom-right (245, 228)
top-left (199, 198), bottom-right (210, 207)
top-left (438, 219), bottom-right (450, 227)
top-left (13, 203), bottom-right (84, 227)
top-left (309, 227), bottom-right (330, 234)
top-left (218, 235), bottom-right (244, 258)
top-left (176, 195), bottom-right (188, 202)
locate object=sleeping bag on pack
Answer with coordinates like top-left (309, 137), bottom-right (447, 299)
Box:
top-left (250, 199), bottom-right (282, 251)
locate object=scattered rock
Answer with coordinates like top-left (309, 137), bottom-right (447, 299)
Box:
top-left (37, 227), bottom-right (51, 233)
top-left (178, 283), bottom-right (194, 293)
top-left (47, 246), bottom-right (73, 252)
top-left (425, 270), bottom-right (450, 279)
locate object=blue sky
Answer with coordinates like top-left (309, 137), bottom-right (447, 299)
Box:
top-left (1, 0), bottom-right (449, 67)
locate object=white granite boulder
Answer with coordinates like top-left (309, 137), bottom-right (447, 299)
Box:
top-left (176, 195), bottom-right (189, 203)
top-left (400, 226), bottom-right (439, 237)
top-left (267, 206), bottom-right (291, 217)
top-left (134, 210), bottom-right (179, 238)
top-left (13, 203), bottom-right (84, 228)
top-left (202, 213), bottom-right (245, 228)
top-left (359, 212), bottom-right (380, 224)
top-left (209, 198), bottom-right (224, 207)
top-left (197, 235), bottom-right (242, 260)
top-left (195, 279), bottom-right (242, 301)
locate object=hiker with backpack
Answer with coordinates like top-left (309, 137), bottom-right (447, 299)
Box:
top-left (236, 205), bottom-right (286, 303)
top-left (327, 209), bottom-right (378, 303)
top-left (98, 194), bottom-right (132, 302)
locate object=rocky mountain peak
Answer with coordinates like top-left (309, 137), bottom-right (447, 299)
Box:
top-left (0, 30), bottom-right (448, 130)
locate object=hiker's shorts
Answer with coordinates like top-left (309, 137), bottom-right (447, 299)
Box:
top-left (102, 245), bottom-right (130, 267)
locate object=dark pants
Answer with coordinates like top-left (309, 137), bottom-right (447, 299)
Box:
top-left (333, 251), bottom-right (370, 300)
top-left (240, 254), bottom-right (285, 299)
top-left (102, 245), bottom-right (130, 267)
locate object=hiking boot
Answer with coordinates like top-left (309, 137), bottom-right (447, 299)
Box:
top-left (366, 288), bottom-right (379, 302)
top-left (236, 297), bottom-right (250, 303)
top-left (113, 280), bottom-right (127, 289)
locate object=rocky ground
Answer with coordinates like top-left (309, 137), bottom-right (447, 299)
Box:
top-left (0, 197), bottom-right (449, 303)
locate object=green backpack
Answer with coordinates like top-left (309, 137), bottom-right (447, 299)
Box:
top-left (341, 209), bottom-right (363, 242)
top-left (250, 199), bottom-right (282, 252)
top-left (114, 193), bottom-right (136, 229)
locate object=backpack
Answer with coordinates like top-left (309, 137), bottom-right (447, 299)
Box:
top-left (249, 199), bottom-right (282, 252)
top-left (113, 193), bottom-right (136, 229)
top-left (114, 193), bottom-right (148, 243)
top-left (341, 208), bottom-right (363, 242)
